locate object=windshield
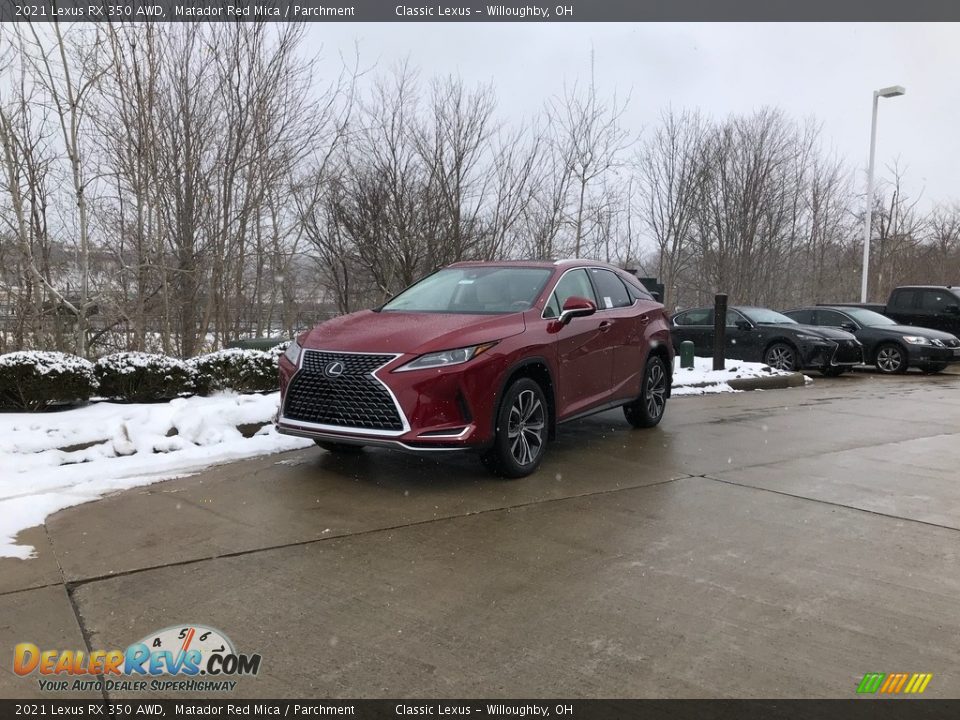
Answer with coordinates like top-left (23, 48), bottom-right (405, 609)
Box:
top-left (381, 267), bottom-right (553, 314)
top-left (841, 308), bottom-right (897, 327)
top-left (742, 308), bottom-right (798, 325)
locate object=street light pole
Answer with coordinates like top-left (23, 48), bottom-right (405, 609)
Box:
top-left (860, 85), bottom-right (905, 303)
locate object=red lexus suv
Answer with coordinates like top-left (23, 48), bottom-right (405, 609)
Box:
top-left (277, 260), bottom-right (674, 477)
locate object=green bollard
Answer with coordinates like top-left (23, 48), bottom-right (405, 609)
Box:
top-left (680, 340), bottom-right (695, 369)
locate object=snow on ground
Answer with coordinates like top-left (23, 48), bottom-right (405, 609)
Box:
top-left (1, 356), bottom-right (802, 559)
top-left (672, 356), bottom-right (798, 396)
top-left (0, 393), bottom-right (311, 559)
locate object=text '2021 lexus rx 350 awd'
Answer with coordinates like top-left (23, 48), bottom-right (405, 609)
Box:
top-left (276, 260), bottom-right (675, 478)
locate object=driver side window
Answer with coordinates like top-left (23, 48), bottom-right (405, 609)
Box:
top-left (544, 269), bottom-right (596, 318)
top-left (817, 310), bottom-right (848, 327)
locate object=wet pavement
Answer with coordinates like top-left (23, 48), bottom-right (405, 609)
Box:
top-left (3, 368), bottom-right (959, 698)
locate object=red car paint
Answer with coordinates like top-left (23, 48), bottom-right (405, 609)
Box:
top-left (276, 260), bottom-right (673, 453)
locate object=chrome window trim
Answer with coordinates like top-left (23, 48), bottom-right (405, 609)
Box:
top-left (540, 266), bottom-right (639, 320)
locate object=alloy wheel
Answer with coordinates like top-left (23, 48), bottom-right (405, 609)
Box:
top-left (645, 361), bottom-right (667, 420)
top-left (766, 345), bottom-right (796, 371)
top-left (507, 389), bottom-right (545, 466)
top-left (876, 346), bottom-right (903, 373)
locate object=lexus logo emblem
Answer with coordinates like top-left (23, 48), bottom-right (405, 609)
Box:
top-left (324, 361), bottom-right (345, 378)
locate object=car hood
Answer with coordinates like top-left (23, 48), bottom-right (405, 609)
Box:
top-left (876, 324), bottom-right (959, 342)
top-left (300, 310), bottom-right (526, 356)
top-left (764, 323), bottom-right (856, 341)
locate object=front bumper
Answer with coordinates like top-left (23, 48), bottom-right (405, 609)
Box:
top-left (799, 339), bottom-right (863, 370)
top-left (275, 348), bottom-right (506, 452)
top-left (905, 344), bottom-right (960, 366)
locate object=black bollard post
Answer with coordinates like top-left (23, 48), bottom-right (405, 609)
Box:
top-left (713, 294), bottom-right (727, 371)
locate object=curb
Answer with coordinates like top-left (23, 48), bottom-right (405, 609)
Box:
top-left (727, 372), bottom-right (807, 391)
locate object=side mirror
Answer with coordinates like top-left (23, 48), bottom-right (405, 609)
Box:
top-left (557, 296), bottom-right (597, 326)
top-left (841, 322), bottom-right (858, 333)
top-left (734, 319), bottom-right (753, 331)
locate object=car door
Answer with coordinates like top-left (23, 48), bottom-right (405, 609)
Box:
top-left (914, 289), bottom-right (960, 333)
top-left (816, 308), bottom-right (854, 333)
top-left (886, 288), bottom-right (918, 325)
top-left (724, 309), bottom-right (760, 361)
top-left (672, 308), bottom-right (714, 355)
top-left (544, 268), bottom-right (615, 418)
top-left (587, 268), bottom-right (644, 400)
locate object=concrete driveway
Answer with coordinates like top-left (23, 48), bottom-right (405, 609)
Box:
top-left (3, 369), bottom-right (959, 699)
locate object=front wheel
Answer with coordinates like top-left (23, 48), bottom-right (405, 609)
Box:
top-left (764, 342), bottom-right (798, 371)
top-left (623, 355), bottom-right (669, 428)
top-left (481, 378), bottom-right (548, 479)
top-left (875, 343), bottom-right (907, 374)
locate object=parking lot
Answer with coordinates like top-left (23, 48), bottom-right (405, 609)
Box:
top-left (3, 368), bottom-right (960, 699)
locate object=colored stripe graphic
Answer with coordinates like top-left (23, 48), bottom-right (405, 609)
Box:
top-left (858, 672), bottom-right (932, 694)
top-left (857, 673), bottom-right (885, 693)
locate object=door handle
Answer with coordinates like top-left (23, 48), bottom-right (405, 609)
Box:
top-left (639, 314), bottom-right (650, 325)
top-left (598, 320), bottom-right (612, 331)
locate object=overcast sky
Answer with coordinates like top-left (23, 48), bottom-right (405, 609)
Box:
top-left (306, 22), bottom-right (960, 211)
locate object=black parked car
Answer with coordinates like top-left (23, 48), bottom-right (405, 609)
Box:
top-left (671, 306), bottom-right (862, 374)
top-left (784, 306), bottom-right (960, 374)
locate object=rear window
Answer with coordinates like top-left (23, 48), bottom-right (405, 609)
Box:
top-left (891, 290), bottom-right (916, 309)
top-left (785, 309), bottom-right (813, 324)
top-left (674, 309), bottom-right (713, 326)
top-left (588, 269), bottom-right (632, 309)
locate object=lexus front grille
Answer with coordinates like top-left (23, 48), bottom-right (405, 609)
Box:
top-left (283, 351), bottom-right (405, 432)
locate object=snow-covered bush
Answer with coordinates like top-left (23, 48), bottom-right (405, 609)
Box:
top-left (95, 352), bottom-right (195, 403)
top-left (0, 351), bottom-right (98, 411)
top-left (189, 348), bottom-right (278, 395)
top-left (267, 340), bottom-right (291, 361)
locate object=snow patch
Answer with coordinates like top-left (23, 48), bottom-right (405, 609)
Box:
top-left (672, 356), bottom-right (794, 397)
top-left (0, 392), bottom-right (310, 559)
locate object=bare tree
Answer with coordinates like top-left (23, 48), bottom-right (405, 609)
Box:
top-left (636, 108), bottom-right (707, 308)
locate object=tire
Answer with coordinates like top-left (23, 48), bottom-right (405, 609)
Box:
top-left (314, 440), bottom-right (365, 454)
top-left (822, 366), bottom-right (846, 377)
top-left (623, 355), bottom-right (669, 428)
top-left (481, 377), bottom-right (548, 479)
top-left (875, 343), bottom-right (908, 374)
top-left (764, 342), bottom-right (798, 372)
top-left (921, 362), bottom-right (948, 375)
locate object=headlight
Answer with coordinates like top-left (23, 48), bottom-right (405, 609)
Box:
top-left (794, 333), bottom-right (824, 342)
top-left (903, 336), bottom-right (932, 345)
top-left (931, 338), bottom-right (945, 347)
top-left (395, 342), bottom-right (498, 372)
top-left (283, 339), bottom-right (302, 365)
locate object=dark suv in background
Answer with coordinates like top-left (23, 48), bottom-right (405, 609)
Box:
top-left (840, 285), bottom-right (960, 336)
top-left (277, 261), bottom-right (674, 478)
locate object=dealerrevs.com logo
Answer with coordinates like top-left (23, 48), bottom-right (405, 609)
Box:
top-left (14, 624), bottom-right (261, 693)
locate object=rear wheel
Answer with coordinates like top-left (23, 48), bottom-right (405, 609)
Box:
top-left (764, 342), bottom-right (797, 371)
top-left (875, 343), bottom-right (907, 374)
top-left (623, 355), bottom-right (668, 428)
top-left (315, 440), bottom-right (365, 454)
top-left (481, 378), bottom-right (548, 479)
